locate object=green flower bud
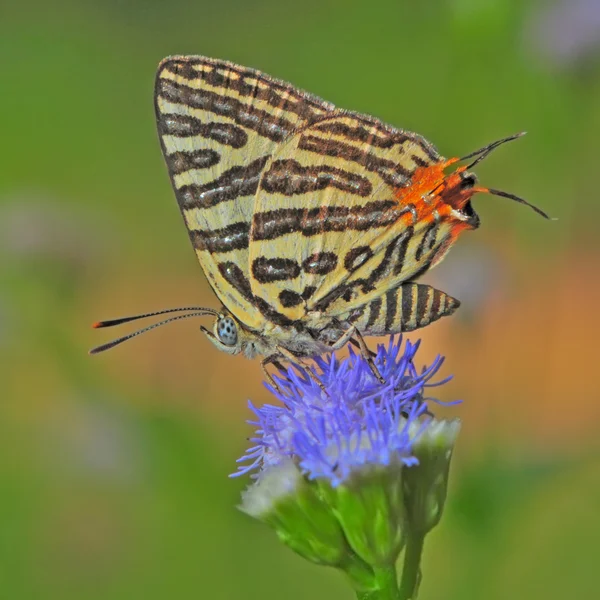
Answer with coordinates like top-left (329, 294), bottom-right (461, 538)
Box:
top-left (318, 462), bottom-right (407, 568)
top-left (403, 419), bottom-right (461, 535)
top-left (240, 458), bottom-right (374, 588)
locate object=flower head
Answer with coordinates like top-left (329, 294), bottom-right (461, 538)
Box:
top-left (236, 335), bottom-right (461, 594)
top-left (234, 336), bottom-right (454, 486)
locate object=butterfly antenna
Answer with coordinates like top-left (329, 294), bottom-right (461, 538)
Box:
top-left (89, 312), bottom-right (215, 354)
top-left (460, 132), bottom-right (526, 169)
top-left (474, 187), bottom-right (552, 220)
top-left (92, 306), bottom-right (218, 329)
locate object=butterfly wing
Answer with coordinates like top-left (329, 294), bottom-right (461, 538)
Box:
top-left (248, 113), bottom-right (454, 324)
top-left (154, 56), bottom-right (336, 329)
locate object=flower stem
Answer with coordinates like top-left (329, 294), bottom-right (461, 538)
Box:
top-left (398, 533), bottom-right (425, 600)
top-left (354, 566), bottom-right (400, 600)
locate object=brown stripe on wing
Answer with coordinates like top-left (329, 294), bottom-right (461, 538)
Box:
top-left (311, 229), bottom-right (415, 312)
top-left (391, 225), bottom-right (414, 275)
top-left (252, 200), bottom-right (406, 241)
top-left (411, 155), bottom-right (431, 168)
top-left (167, 149), bottom-right (220, 175)
top-left (306, 114), bottom-right (442, 165)
top-left (217, 261), bottom-right (295, 327)
top-left (415, 221), bottom-right (439, 261)
top-left (159, 116), bottom-right (249, 149)
top-left (360, 229), bottom-right (415, 293)
top-left (298, 133), bottom-right (410, 187)
top-left (278, 290), bottom-right (304, 308)
top-left (310, 119), bottom-right (411, 148)
top-left (302, 252), bottom-right (338, 274)
top-left (163, 58), bottom-right (335, 120)
top-left (344, 246), bottom-right (374, 272)
top-left (157, 78), bottom-right (294, 142)
top-left (190, 221), bottom-right (250, 253)
top-left (154, 56), bottom-right (340, 331)
top-left (159, 114), bottom-right (213, 137)
top-left (178, 156), bottom-right (270, 209)
top-left (218, 261), bottom-right (254, 302)
top-left (261, 159), bottom-right (373, 197)
top-left (251, 257), bottom-right (301, 284)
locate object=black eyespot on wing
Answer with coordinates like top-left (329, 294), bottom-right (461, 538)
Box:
top-left (279, 290), bottom-right (304, 308)
top-left (252, 257), bottom-right (301, 284)
top-left (344, 246), bottom-right (373, 272)
top-left (302, 252), bottom-right (337, 275)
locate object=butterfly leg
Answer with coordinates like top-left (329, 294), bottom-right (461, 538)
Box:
top-left (328, 322), bottom-right (384, 384)
top-left (326, 323), bottom-right (355, 350)
top-left (348, 338), bottom-right (377, 358)
top-left (350, 327), bottom-right (385, 384)
top-left (275, 345), bottom-right (327, 393)
top-left (260, 355), bottom-right (287, 392)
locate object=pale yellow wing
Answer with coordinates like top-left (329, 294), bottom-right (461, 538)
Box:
top-left (247, 113), bottom-right (451, 322)
top-left (154, 56), bottom-right (336, 329)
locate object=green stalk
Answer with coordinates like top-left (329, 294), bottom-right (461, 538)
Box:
top-left (398, 533), bottom-right (425, 600)
top-left (354, 565), bottom-right (400, 600)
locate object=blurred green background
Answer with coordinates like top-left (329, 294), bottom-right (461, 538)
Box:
top-left (1, 0), bottom-right (599, 598)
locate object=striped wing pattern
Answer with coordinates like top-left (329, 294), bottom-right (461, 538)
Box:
top-left (154, 56), bottom-right (335, 329)
top-left (155, 55), bottom-right (460, 348)
top-left (248, 113), bottom-right (449, 322)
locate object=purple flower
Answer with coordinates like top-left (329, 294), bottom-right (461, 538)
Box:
top-left (233, 336), bottom-right (456, 487)
top-left (527, 0), bottom-right (600, 69)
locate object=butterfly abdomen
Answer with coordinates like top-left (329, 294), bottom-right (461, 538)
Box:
top-left (346, 283), bottom-right (460, 335)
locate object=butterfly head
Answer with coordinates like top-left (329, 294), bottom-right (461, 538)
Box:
top-left (201, 312), bottom-right (242, 355)
top-left (396, 132), bottom-right (549, 243)
top-left (90, 305), bottom-right (257, 358)
top-left (438, 132), bottom-right (550, 224)
top-left (200, 310), bottom-right (266, 359)
top-left (434, 165), bottom-right (481, 230)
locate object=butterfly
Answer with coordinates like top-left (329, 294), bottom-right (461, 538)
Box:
top-left (91, 55), bottom-right (549, 386)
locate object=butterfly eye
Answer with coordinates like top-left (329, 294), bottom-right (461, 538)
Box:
top-left (460, 173), bottom-right (477, 189)
top-left (217, 316), bottom-right (238, 346)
